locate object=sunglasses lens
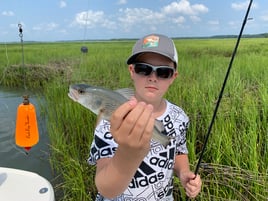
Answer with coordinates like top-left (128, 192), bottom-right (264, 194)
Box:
top-left (134, 64), bottom-right (152, 76)
top-left (134, 63), bottom-right (174, 79)
top-left (157, 68), bottom-right (174, 78)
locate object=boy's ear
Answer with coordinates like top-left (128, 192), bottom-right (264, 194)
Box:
top-left (174, 71), bottom-right (178, 78)
top-left (128, 64), bottom-right (135, 76)
top-left (169, 71), bottom-right (178, 84)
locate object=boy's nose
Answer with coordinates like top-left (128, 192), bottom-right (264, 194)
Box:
top-left (148, 71), bottom-right (158, 82)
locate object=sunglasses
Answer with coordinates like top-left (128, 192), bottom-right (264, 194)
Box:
top-left (134, 63), bottom-right (175, 79)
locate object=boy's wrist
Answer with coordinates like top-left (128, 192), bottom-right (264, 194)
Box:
top-left (112, 146), bottom-right (147, 175)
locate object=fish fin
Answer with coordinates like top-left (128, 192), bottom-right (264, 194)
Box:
top-left (96, 108), bottom-right (105, 127)
top-left (115, 88), bottom-right (135, 100)
top-left (154, 119), bottom-right (167, 135)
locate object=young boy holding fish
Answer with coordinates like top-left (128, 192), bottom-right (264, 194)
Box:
top-left (87, 34), bottom-right (202, 200)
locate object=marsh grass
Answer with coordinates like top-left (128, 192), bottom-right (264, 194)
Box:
top-left (1, 38), bottom-right (268, 200)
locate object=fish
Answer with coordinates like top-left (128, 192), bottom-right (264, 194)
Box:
top-left (68, 83), bottom-right (172, 147)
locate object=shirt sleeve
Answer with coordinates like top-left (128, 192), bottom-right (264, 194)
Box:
top-left (175, 117), bottom-right (189, 155)
top-left (87, 119), bottom-right (118, 165)
top-left (169, 104), bottom-right (190, 155)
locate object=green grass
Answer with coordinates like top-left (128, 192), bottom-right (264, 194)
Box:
top-left (1, 38), bottom-right (268, 200)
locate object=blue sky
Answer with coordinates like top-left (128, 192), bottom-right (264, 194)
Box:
top-left (1, 0), bottom-right (267, 42)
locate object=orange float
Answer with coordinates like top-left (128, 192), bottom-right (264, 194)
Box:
top-left (15, 95), bottom-right (39, 151)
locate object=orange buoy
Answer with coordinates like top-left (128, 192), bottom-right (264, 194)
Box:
top-left (15, 95), bottom-right (39, 151)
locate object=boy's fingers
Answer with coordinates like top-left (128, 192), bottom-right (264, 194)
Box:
top-left (126, 103), bottom-right (153, 142)
top-left (110, 98), bottom-right (137, 131)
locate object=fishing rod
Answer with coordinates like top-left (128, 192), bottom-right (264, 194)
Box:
top-left (187, 0), bottom-right (253, 199)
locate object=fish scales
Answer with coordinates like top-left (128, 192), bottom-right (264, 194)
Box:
top-left (68, 84), bottom-right (172, 147)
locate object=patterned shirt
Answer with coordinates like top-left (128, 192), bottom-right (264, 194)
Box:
top-left (88, 100), bottom-right (189, 201)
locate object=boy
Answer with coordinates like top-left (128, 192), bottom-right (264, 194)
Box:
top-left (88, 34), bottom-right (202, 200)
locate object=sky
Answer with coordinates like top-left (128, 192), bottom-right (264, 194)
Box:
top-left (1, 0), bottom-right (267, 42)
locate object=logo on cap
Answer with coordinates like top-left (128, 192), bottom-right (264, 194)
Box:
top-left (143, 35), bottom-right (159, 48)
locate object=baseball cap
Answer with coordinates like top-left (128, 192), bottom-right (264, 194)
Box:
top-left (127, 34), bottom-right (178, 68)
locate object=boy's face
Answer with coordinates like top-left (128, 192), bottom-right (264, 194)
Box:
top-left (129, 52), bottom-right (178, 103)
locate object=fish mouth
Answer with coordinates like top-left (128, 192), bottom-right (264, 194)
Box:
top-left (68, 88), bottom-right (79, 102)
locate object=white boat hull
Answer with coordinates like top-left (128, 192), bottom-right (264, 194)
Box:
top-left (0, 167), bottom-right (54, 201)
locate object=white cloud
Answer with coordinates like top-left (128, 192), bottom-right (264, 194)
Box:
top-left (260, 14), bottom-right (268, 22)
top-left (208, 20), bottom-right (220, 25)
top-left (162, 0), bottom-right (208, 16)
top-left (73, 10), bottom-right (116, 29)
top-left (47, 23), bottom-right (58, 30)
top-left (2, 11), bottom-right (14, 16)
top-left (118, 8), bottom-right (165, 32)
top-left (173, 16), bottom-right (185, 25)
top-left (117, 0), bottom-right (127, 5)
top-left (190, 15), bottom-right (201, 23)
top-left (192, 4), bottom-right (209, 14)
top-left (118, 8), bottom-right (165, 25)
top-left (33, 22), bottom-right (58, 31)
top-left (59, 1), bottom-right (67, 8)
top-left (231, 1), bottom-right (248, 10)
top-left (228, 20), bottom-right (240, 28)
top-left (70, 1), bottom-right (209, 36)
top-left (74, 11), bottom-right (105, 27)
top-left (161, 0), bottom-right (207, 24)
top-left (231, 1), bottom-right (258, 11)
top-left (10, 23), bottom-right (23, 29)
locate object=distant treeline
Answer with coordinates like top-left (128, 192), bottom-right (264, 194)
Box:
top-left (3, 33), bottom-right (268, 44)
top-left (209, 33), bottom-right (268, 39)
top-left (171, 33), bottom-right (268, 40)
top-left (110, 33), bottom-right (268, 41)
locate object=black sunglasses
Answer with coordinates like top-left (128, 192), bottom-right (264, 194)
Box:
top-left (134, 63), bottom-right (175, 79)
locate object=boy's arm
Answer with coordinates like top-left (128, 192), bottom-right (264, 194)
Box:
top-left (174, 154), bottom-right (202, 198)
top-left (94, 99), bottom-right (154, 199)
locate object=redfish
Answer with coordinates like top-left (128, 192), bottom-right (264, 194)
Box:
top-left (68, 84), bottom-right (172, 147)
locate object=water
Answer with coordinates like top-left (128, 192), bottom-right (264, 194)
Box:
top-left (0, 87), bottom-right (53, 181)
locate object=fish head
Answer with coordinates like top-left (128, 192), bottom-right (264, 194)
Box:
top-left (68, 84), bottom-right (104, 115)
top-left (68, 84), bottom-right (132, 121)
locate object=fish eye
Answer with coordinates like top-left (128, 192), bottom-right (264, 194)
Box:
top-left (78, 89), bottom-right (85, 94)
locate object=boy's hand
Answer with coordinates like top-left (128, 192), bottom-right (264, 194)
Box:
top-left (110, 98), bottom-right (155, 160)
top-left (180, 171), bottom-right (202, 198)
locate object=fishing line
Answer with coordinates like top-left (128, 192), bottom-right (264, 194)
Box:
top-left (186, 0), bottom-right (253, 200)
top-left (82, 0), bottom-right (90, 48)
top-left (76, 0), bottom-right (90, 82)
top-left (18, 23), bottom-right (27, 90)
top-left (0, 30), bottom-right (50, 165)
top-left (0, 29), bottom-right (26, 154)
top-left (14, 23), bottom-right (40, 153)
